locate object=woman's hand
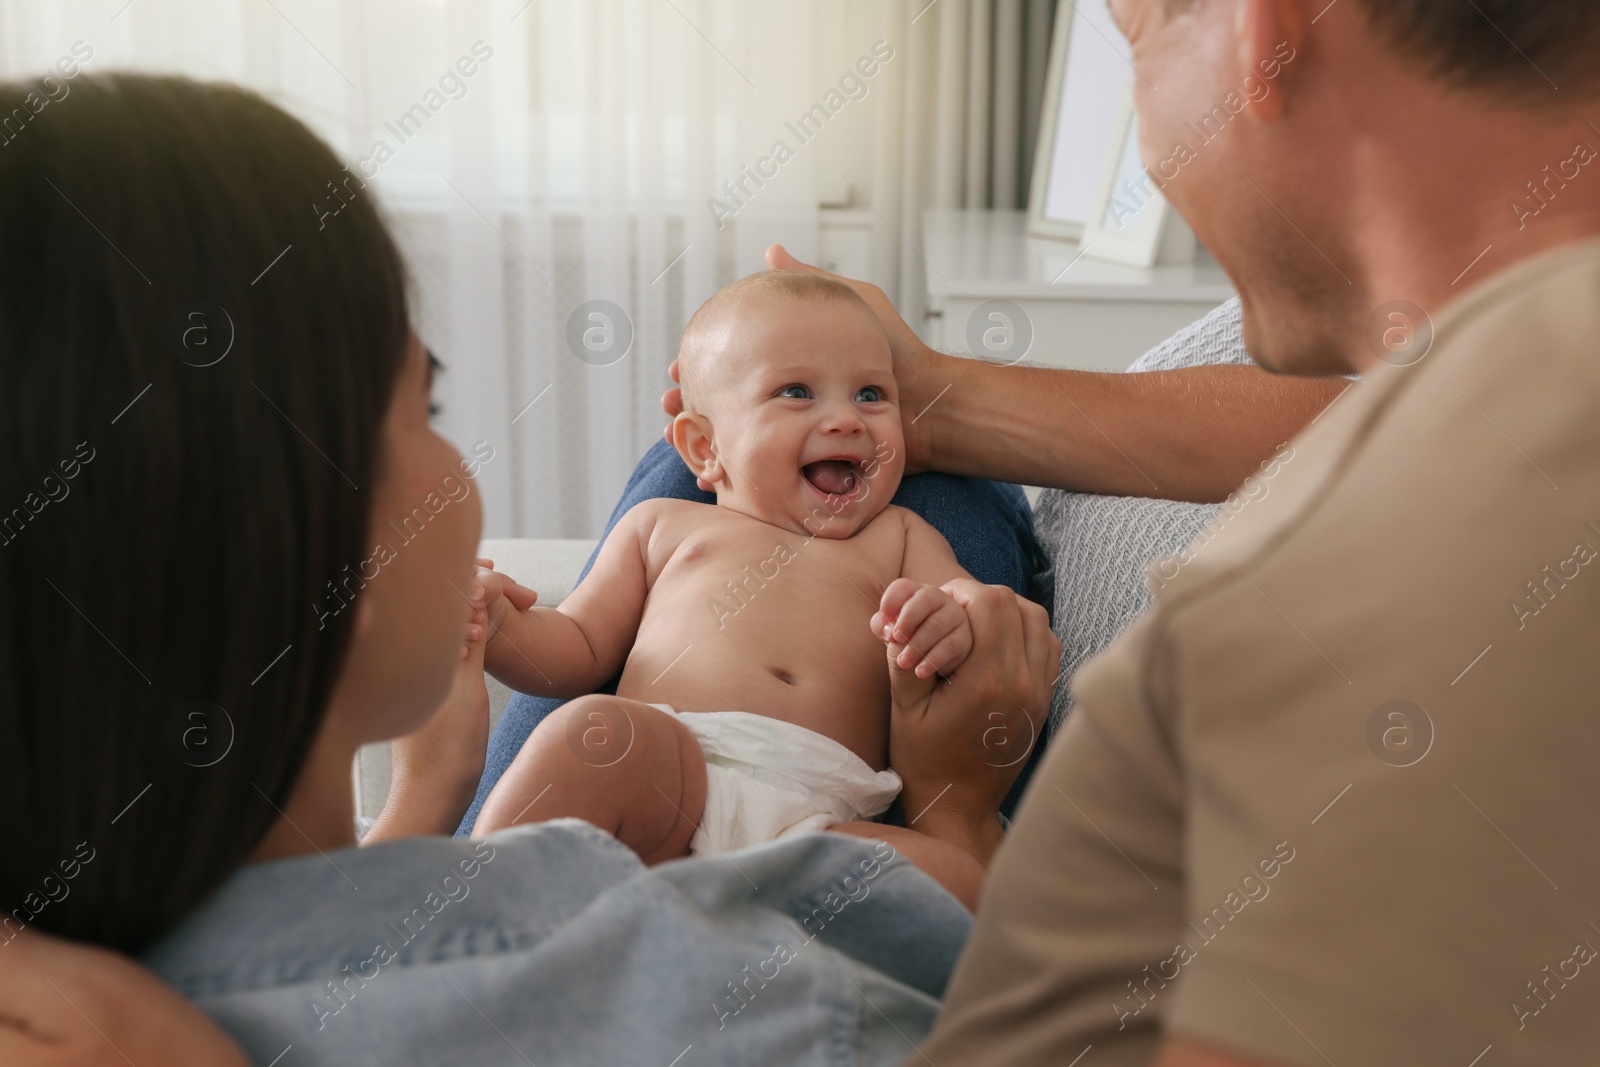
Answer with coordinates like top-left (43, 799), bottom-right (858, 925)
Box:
top-left (363, 559), bottom-right (526, 842)
top-left (0, 928), bottom-right (249, 1066)
top-left (661, 244), bottom-right (948, 486)
top-left (872, 580), bottom-right (1060, 866)
top-left (363, 631), bottom-right (490, 841)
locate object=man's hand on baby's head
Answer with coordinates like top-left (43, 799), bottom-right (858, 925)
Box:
top-left (872, 578), bottom-right (974, 680)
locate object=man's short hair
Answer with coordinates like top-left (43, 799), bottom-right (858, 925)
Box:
top-left (1361, 1), bottom-right (1600, 97)
top-left (1169, 1), bottom-right (1600, 99)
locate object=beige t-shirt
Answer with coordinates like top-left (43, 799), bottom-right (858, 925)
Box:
top-left (917, 240), bottom-right (1600, 1066)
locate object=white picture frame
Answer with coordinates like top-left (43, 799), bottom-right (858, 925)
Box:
top-left (1080, 90), bottom-right (1196, 267)
top-left (1025, 0), bottom-right (1136, 241)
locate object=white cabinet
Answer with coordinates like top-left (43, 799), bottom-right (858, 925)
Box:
top-left (921, 208), bottom-right (1235, 371)
top-left (816, 207), bottom-right (875, 280)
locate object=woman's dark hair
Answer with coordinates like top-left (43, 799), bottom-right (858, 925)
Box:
top-left (0, 75), bottom-right (410, 952)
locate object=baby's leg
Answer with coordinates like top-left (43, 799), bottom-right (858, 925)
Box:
top-left (474, 695), bottom-right (707, 865)
top-left (829, 822), bottom-right (985, 912)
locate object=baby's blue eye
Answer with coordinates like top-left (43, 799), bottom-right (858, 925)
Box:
top-left (856, 386), bottom-right (883, 403)
top-left (779, 384), bottom-right (811, 399)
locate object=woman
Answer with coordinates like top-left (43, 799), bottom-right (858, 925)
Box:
top-left (0, 74), bottom-right (1057, 1064)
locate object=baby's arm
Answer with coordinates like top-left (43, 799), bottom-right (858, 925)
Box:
top-left (872, 510), bottom-right (976, 681)
top-left (483, 501), bottom-right (659, 697)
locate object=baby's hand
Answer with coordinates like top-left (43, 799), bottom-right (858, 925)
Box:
top-left (872, 578), bottom-right (974, 680)
top-left (470, 556), bottom-right (539, 643)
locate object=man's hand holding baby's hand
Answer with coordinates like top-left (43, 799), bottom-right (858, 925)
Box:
top-left (873, 578), bottom-right (973, 680)
top-left (878, 580), bottom-right (1060, 868)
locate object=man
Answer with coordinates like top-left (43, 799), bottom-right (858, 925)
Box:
top-left (897, 0), bottom-right (1599, 1064)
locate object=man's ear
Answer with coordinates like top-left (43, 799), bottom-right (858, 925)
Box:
top-left (1235, 0), bottom-right (1304, 124)
top-left (671, 411), bottom-right (724, 487)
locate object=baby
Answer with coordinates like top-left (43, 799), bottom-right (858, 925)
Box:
top-left (472, 271), bottom-right (983, 883)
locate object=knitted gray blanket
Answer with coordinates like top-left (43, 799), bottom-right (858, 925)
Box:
top-left (1033, 298), bottom-right (1257, 733)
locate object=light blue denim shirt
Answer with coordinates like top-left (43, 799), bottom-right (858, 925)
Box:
top-left (143, 819), bottom-right (970, 1066)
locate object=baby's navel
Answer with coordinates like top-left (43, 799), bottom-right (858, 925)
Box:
top-left (767, 667), bottom-right (797, 686)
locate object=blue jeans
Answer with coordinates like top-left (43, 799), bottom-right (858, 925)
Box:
top-left (459, 438), bottom-right (1055, 835)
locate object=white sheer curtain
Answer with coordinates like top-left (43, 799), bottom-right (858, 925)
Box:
top-left (1, 0), bottom-right (1049, 537)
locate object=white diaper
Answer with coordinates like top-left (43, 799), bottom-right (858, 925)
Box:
top-left (647, 704), bottom-right (902, 857)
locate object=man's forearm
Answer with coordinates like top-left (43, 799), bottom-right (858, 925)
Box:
top-left (915, 354), bottom-right (1347, 503)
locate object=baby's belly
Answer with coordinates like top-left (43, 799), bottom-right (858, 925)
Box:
top-left (614, 586), bottom-right (891, 770)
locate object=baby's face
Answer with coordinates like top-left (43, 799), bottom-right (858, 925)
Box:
top-left (689, 296), bottom-right (905, 538)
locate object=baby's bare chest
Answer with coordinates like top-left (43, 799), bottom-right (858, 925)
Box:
top-left (618, 509), bottom-right (906, 764)
top-left (639, 510), bottom-right (905, 661)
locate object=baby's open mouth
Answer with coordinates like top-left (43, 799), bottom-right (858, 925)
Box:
top-left (802, 459), bottom-right (861, 497)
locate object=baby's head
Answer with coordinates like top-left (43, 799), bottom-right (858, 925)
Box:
top-left (672, 270), bottom-right (905, 538)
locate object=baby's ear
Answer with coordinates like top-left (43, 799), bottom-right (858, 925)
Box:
top-left (671, 411), bottom-right (722, 485)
